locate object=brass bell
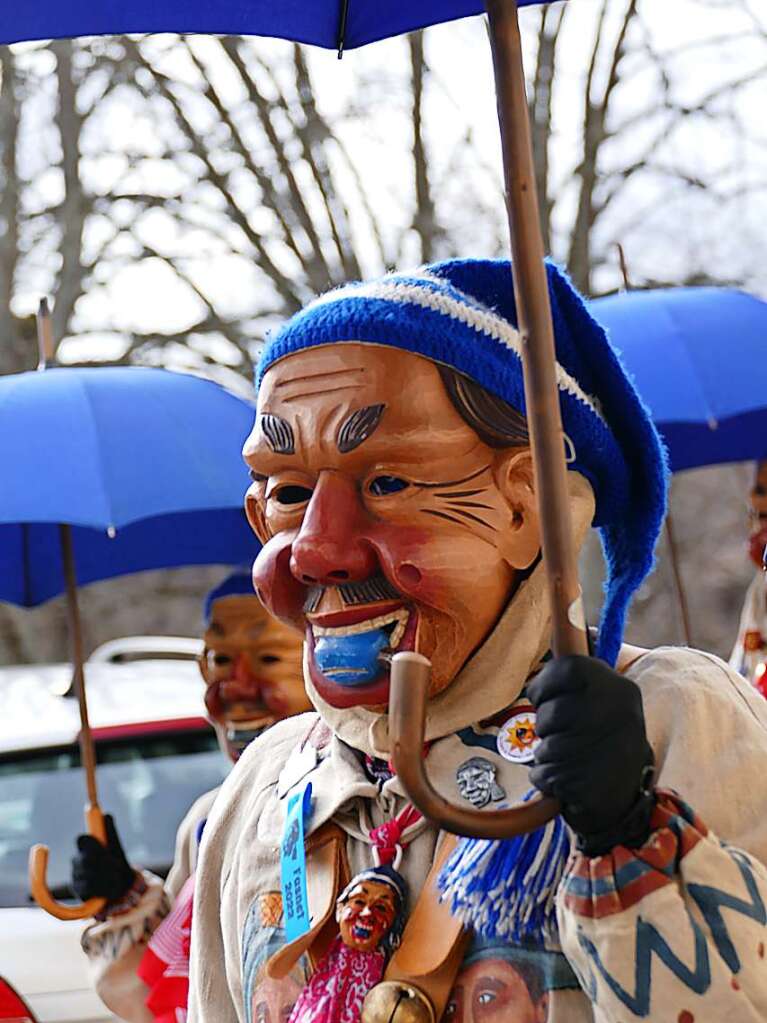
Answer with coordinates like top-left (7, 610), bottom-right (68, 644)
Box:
top-left (361, 980), bottom-right (436, 1023)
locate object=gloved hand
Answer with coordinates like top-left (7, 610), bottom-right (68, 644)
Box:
top-left (527, 655), bottom-right (656, 857)
top-left (71, 814), bottom-right (136, 903)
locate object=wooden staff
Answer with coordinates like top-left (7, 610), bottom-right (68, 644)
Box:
top-left (486, 0), bottom-right (589, 659)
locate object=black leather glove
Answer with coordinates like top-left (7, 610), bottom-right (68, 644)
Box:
top-left (527, 655), bottom-right (656, 857)
top-left (71, 814), bottom-right (136, 903)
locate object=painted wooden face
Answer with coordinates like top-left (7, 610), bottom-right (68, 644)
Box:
top-left (336, 879), bottom-right (399, 954)
top-left (244, 343), bottom-right (540, 711)
top-left (199, 594), bottom-right (309, 757)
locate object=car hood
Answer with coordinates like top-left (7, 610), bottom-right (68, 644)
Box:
top-left (1, 659), bottom-right (205, 752)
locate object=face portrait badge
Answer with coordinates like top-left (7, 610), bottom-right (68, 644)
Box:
top-left (497, 703), bottom-right (541, 764)
top-left (455, 756), bottom-right (506, 808)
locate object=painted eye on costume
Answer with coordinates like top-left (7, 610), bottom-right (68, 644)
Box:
top-left (272, 484), bottom-right (313, 506)
top-left (213, 653), bottom-right (232, 666)
top-left (367, 475), bottom-right (409, 496)
top-left (260, 654), bottom-right (280, 665)
top-left (248, 469), bottom-right (267, 483)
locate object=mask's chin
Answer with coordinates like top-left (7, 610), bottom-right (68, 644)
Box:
top-left (224, 715), bottom-right (275, 759)
top-left (306, 606), bottom-right (419, 709)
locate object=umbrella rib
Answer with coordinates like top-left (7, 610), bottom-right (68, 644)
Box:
top-left (77, 372), bottom-right (119, 530)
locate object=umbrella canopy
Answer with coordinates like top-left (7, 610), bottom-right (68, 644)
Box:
top-left (0, 0), bottom-right (552, 49)
top-left (591, 287), bottom-right (767, 473)
top-left (0, 366), bottom-right (258, 606)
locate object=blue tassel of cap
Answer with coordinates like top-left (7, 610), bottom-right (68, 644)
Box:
top-left (437, 790), bottom-right (571, 942)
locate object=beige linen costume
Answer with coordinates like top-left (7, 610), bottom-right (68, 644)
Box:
top-left (188, 484), bottom-right (767, 1023)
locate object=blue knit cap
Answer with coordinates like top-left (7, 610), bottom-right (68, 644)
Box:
top-left (204, 567), bottom-right (255, 623)
top-left (256, 259), bottom-right (668, 666)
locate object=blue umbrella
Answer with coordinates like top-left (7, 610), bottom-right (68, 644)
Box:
top-left (0, 0), bottom-right (551, 50)
top-left (1, 360), bottom-right (258, 919)
top-left (591, 288), bottom-right (767, 473)
top-left (0, 365), bottom-right (258, 606)
top-left (4, 0), bottom-right (582, 850)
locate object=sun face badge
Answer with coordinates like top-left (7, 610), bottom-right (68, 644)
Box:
top-left (496, 703), bottom-right (541, 764)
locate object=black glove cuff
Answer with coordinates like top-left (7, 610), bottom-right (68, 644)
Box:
top-left (96, 870), bottom-right (147, 921)
top-left (575, 763), bottom-right (657, 858)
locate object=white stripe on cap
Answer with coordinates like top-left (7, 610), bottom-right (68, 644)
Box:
top-left (306, 276), bottom-right (604, 421)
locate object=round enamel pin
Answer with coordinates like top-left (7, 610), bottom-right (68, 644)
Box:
top-left (497, 703), bottom-right (541, 764)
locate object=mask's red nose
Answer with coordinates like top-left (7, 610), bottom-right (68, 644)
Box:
top-left (233, 651), bottom-right (255, 684)
top-left (219, 653), bottom-right (261, 702)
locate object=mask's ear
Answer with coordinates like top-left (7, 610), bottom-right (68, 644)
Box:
top-left (493, 448), bottom-right (541, 570)
top-left (197, 648), bottom-right (210, 684)
top-left (245, 482), bottom-right (271, 545)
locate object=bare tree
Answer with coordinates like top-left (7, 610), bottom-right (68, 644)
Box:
top-left (526, 0), bottom-right (767, 294)
top-left (2, 33), bottom-right (468, 381)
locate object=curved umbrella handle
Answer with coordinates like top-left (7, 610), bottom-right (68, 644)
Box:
top-left (29, 804), bottom-right (108, 921)
top-left (389, 652), bottom-right (559, 839)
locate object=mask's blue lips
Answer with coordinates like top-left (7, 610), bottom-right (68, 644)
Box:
top-left (311, 610), bottom-right (408, 688)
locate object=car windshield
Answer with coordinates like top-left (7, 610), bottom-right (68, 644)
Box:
top-left (0, 726), bottom-right (229, 908)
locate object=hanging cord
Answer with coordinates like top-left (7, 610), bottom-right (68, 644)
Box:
top-left (356, 802), bottom-right (425, 870)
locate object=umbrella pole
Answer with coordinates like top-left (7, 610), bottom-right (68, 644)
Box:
top-left (485, 0), bottom-right (588, 658)
top-left (665, 512), bottom-right (693, 646)
top-left (59, 523), bottom-right (104, 823)
top-left (391, 0), bottom-right (590, 842)
top-left (28, 525), bottom-right (107, 919)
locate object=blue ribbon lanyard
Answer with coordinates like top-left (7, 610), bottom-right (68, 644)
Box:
top-left (280, 780), bottom-right (313, 941)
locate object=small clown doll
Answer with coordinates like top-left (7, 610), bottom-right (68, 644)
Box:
top-left (288, 864), bottom-right (407, 1023)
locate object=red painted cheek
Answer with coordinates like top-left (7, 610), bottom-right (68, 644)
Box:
top-left (368, 523), bottom-right (441, 601)
top-left (204, 681), bottom-right (225, 722)
top-left (253, 533), bottom-right (306, 625)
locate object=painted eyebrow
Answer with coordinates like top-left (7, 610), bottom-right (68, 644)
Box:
top-left (337, 404), bottom-right (386, 453)
top-left (260, 413), bottom-right (295, 455)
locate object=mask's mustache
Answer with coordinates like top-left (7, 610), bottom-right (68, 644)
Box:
top-left (303, 573), bottom-right (401, 613)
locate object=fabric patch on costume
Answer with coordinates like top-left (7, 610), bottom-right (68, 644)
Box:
top-left (456, 725), bottom-right (503, 756)
top-left (259, 892), bottom-right (283, 929)
top-left (444, 939), bottom-right (579, 1021)
top-left (242, 899), bottom-right (308, 1023)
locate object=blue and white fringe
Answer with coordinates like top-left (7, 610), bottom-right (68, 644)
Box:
top-left (438, 790), bottom-right (571, 942)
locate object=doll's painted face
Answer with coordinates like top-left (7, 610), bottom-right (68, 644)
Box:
top-left (244, 343), bottom-right (540, 711)
top-left (199, 594), bottom-right (309, 757)
top-left (336, 879), bottom-right (399, 953)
